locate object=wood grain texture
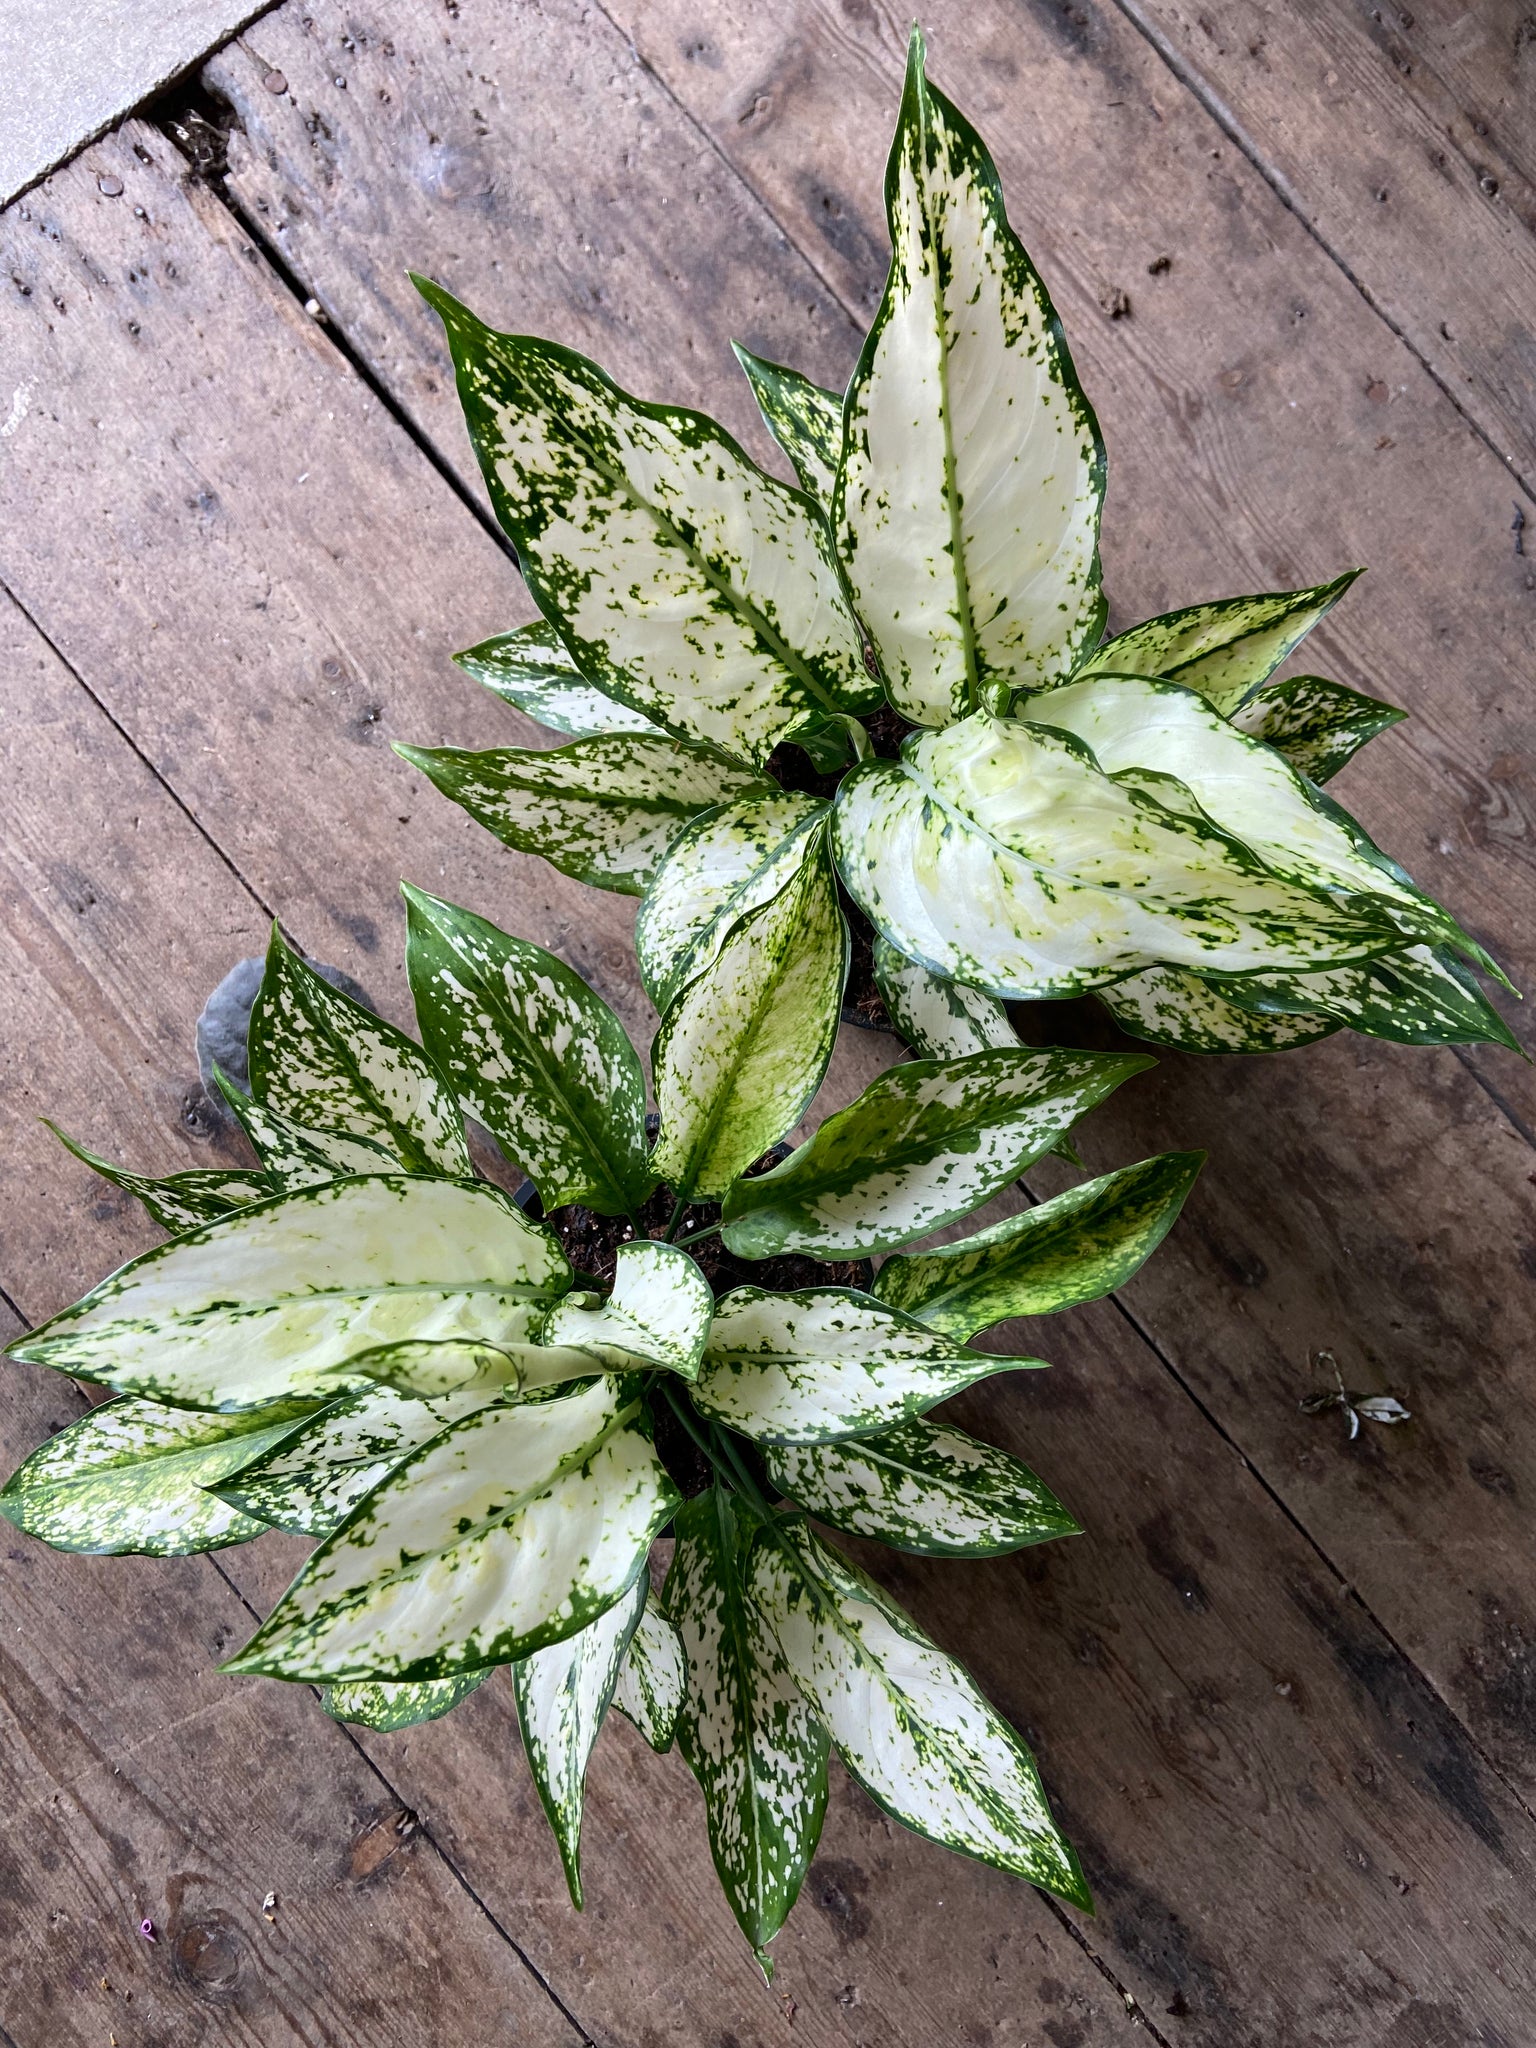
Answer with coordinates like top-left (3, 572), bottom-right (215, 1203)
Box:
top-left (201, 0), bottom-right (1536, 1803)
top-left (1119, 0), bottom-right (1536, 489)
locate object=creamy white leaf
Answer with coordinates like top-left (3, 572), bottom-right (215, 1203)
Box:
top-left (871, 940), bottom-right (1016, 1059)
top-left (636, 792), bottom-right (828, 1011)
top-left (396, 736), bottom-right (773, 898)
top-left (613, 1590), bottom-right (685, 1752)
top-left (539, 1241), bottom-right (714, 1379)
top-left (225, 1377), bottom-right (677, 1682)
top-left (418, 278), bottom-right (875, 765)
top-left (692, 1287), bottom-right (1044, 1444)
top-left (514, 1573), bottom-right (646, 1905)
top-left (1099, 965), bottom-right (1339, 1054)
top-left (455, 619), bottom-right (662, 737)
top-left (323, 1670), bottom-right (490, 1731)
top-left (750, 1522), bottom-right (1088, 1903)
top-left (213, 1074), bottom-right (398, 1186)
top-left (833, 712), bottom-right (1400, 1000)
top-left (7, 1175), bottom-right (573, 1412)
top-left (836, 29), bottom-right (1104, 723)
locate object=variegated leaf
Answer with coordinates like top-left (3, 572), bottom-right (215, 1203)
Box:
top-left (417, 278), bottom-right (876, 766)
top-left (636, 792), bottom-right (828, 1010)
top-left (1075, 571), bottom-right (1359, 715)
top-left (1218, 943), bottom-right (1521, 1051)
top-left (871, 939), bottom-right (1015, 1060)
top-left (539, 1241), bottom-right (713, 1379)
top-left (732, 343), bottom-right (843, 505)
top-left (1028, 673), bottom-right (1480, 962)
top-left (0, 1395), bottom-right (315, 1555)
top-left (873, 1151), bottom-right (1204, 1339)
top-left (341, 1327), bottom-right (596, 1401)
top-left (514, 1572), bottom-right (647, 1906)
top-left (212, 1071), bottom-right (398, 1186)
top-left (211, 1382), bottom-right (512, 1537)
top-left (7, 1176), bottom-right (572, 1412)
top-left (835, 28), bottom-right (1104, 725)
top-left (1230, 674), bottom-right (1407, 784)
top-left (750, 1522), bottom-right (1089, 1905)
top-left (396, 736), bottom-right (772, 898)
top-left (225, 1377), bottom-right (678, 1682)
top-left (668, 1487), bottom-right (828, 1972)
top-left (833, 712), bottom-right (1400, 1000)
top-left (404, 887), bottom-right (653, 1216)
top-left (323, 1670), bottom-right (490, 1731)
top-left (249, 929), bottom-right (470, 1176)
top-left (613, 1590), bottom-right (685, 1752)
top-left (45, 1121), bottom-right (277, 1235)
top-left (763, 1416), bottom-right (1077, 1557)
top-left (1100, 965), bottom-right (1339, 1054)
top-left (455, 619), bottom-right (661, 738)
top-left (692, 1287), bottom-right (1044, 1444)
top-left (720, 1046), bottom-right (1147, 1259)
top-left (652, 847), bottom-right (847, 1200)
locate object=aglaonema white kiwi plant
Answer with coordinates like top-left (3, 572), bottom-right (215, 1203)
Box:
top-left (4, 899), bottom-right (1202, 1968)
top-left (401, 27), bottom-right (1515, 1059)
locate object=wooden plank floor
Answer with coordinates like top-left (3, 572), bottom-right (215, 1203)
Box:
top-left (1, 3), bottom-right (1532, 2042)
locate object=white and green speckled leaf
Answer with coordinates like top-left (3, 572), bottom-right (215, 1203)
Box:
top-left (212, 1072), bottom-right (398, 1186)
top-left (404, 887), bottom-right (653, 1216)
top-left (323, 1670), bottom-right (490, 1731)
top-left (455, 620), bottom-right (661, 738)
top-left (652, 846), bottom-right (847, 1200)
top-left (1028, 673), bottom-right (1479, 963)
top-left (1230, 674), bottom-right (1407, 784)
top-left (833, 712), bottom-right (1400, 1000)
top-left (396, 736), bottom-right (772, 899)
top-left (249, 930), bottom-right (470, 1177)
top-left (667, 1487), bottom-right (828, 1973)
top-left (636, 792), bottom-right (828, 1011)
top-left (873, 1150), bottom-right (1204, 1339)
top-left (835, 29), bottom-right (1104, 725)
top-left (45, 1122), bottom-right (277, 1235)
top-left (211, 1382), bottom-right (513, 1537)
top-left (871, 940), bottom-right (1015, 1059)
top-left (720, 1045), bottom-right (1147, 1260)
top-left (763, 1416), bottom-right (1077, 1558)
top-left (340, 1325), bottom-right (597, 1402)
top-left (732, 344), bottom-right (843, 505)
top-left (1218, 943), bottom-right (1521, 1051)
top-left (418, 277), bottom-right (876, 767)
top-left (539, 1241), bottom-right (713, 1380)
top-left (1075, 572), bottom-right (1359, 715)
top-left (6, 1176), bottom-right (572, 1413)
top-left (750, 1522), bottom-right (1089, 1905)
top-left (692, 1287), bottom-right (1044, 1445)
top-left (515, 1571), bottom-right (646, 1907)
top-left (0, 1395), bottom-right (315, 1555)
top-left (613, 1590), bottom-right (685, 1752)
top-left (224, 1376), bottom-right (678, 1683)
top-left (1099, 965), bottom-right (1339, 1054)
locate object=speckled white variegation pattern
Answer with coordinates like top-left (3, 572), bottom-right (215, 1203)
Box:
top-left (835, 29), bottom-right (1104, 725)
top-left (763, 1416), bottom-right (1077, 1558)
top-left (636, 792), bottom-right (828, 1010)
top-left (668, 1489), bottom-right (829, 1967)
top-left (397, 735), bottom-right (772, 899)
top-left (1230, 673), bottom-right (1406, 785)
top-left (323, 1670), bottom-right (489, 1732)
top-left (692, 1287), bottom-right (1043, 1444)
top-left (44, 1123), bottom-right (277, 1234)
top-left (613, 1591), bottom-right (685, 1752)
top-left (870, 938), bottom-right (1017, 1059)
top-left (455, 620), bottom-right (662, 739)
top-left (733, 345), bottom-right (844, 505)
top-left (540, 1241), bottom-right (713, 1379)
top-left (226, 1378), bottom-right (677, 1682)
top-left (405, 887), bottom-right (654, 1216)
top-left (9, 1176), bottom-right (572, 1411)
top-left (418, 278), bottom-right (874, 767)
top-left (215, 1081), bottom-right (398, 1187)
top-left (719, 1044), bottom-right (1147, 1258)
top-left (516, 1574), bottom-right (647, 1904)
top-left (750, 1523), bottom-right (1087, 1903)
top-left (833, 712), bottom-right (1401, 999)
top-left (1100, 964), bottom-right (1337, 1053)
top-left (249, 935), bottom-right (471, 1177)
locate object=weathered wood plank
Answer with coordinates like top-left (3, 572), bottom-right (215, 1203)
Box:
top-left (0, 0), bottom-right (276, 206)
top-left (0, 160), bottom-right (1130, 2045)
top-left (198, 0), bottom-right (1536, 1805)
top-left (1119, 0), bottom-right (1536, 488)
